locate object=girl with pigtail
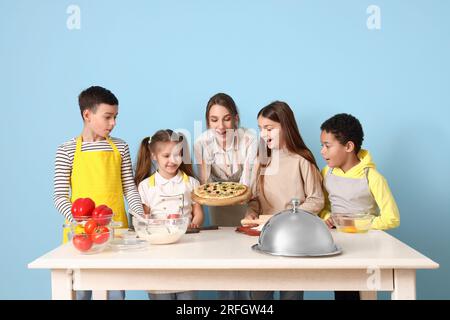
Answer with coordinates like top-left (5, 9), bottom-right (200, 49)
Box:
top-left (135, 129), bottom-right (203, 228)
top-left (134, 129), bottom-right (204, 300)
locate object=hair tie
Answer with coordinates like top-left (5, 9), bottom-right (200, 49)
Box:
top-left (147, 136), bottom-right (152, 144)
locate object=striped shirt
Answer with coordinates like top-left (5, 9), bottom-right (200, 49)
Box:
top-left (53, 137), bottom-right (144, 222)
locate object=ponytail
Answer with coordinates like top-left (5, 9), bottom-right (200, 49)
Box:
top-left (134, 137), bottom-right (153, 186)
top-left (175, 131), bottom-right (196, 179)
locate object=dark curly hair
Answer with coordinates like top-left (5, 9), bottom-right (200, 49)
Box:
top-left (320, 113), bottom-right (364, 153)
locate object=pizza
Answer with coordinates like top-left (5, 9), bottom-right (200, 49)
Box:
top-left (194, 182), bottom-right (248, 199)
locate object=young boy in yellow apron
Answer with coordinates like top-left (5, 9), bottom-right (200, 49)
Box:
top-left (53, 86), bottom-right (145, 300)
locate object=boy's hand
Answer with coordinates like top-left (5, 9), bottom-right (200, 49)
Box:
top-left (325, 218), bottom-right (334, 229)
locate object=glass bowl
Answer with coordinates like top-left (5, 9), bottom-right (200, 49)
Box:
top-left (66, 215), bottom-right (115, 254)
top-left (68, 227), bottom-right (112, 254)
top-left (109, 230), bottom-right (149, 252)
top-left (134, 216), bottom-right (189, 244)
top-left (71, 214), bottom-right (115, 226)
top-left (331, 213), bottom-right (375, 233)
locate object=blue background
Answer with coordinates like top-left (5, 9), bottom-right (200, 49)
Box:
top-left (1, 0), bottom-right (448, 299)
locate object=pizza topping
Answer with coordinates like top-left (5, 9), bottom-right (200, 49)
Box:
top-left (194, 182), bottom-right (248, 200)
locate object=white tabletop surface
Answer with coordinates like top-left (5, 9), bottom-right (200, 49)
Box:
top-left (28, 228), bottom-right (439, 270)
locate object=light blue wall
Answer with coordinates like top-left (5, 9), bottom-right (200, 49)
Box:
top-left (1, 0), bottom-right (449, 299)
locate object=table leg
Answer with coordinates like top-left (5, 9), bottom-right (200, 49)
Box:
top-left (360, 291), bottom-right (377, 300)
top-left (391, 269), bottom-right (416, 300)
top-left (92, 291), bottom-right (108, 300)
top-left (51, 269), bottom-right (75, 300)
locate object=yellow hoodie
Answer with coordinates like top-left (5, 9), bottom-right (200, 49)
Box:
top-left (319, 149), bottom-right (400, 230)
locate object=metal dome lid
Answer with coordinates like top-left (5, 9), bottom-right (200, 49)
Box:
top-left (252, 199), bottom-right (341, 257)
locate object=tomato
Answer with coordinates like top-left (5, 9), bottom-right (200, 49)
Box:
top-left (72, 234), bottom-right (93, 252)
top-left (235, 226), bottom-right (261, 236)
top-left (71, 198), bottom-right (95, 221)
top-left (244, 229), bottom-right (261, 236)
top-left (91, 226), bottom-right (110, 244)
top-left (92, 205), bottom-right (113, 225)
top-left (84, 219), bottom-right (98, 235)
top-left (167, 213), bottom-right (181, 219)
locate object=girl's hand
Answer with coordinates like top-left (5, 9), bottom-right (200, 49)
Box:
top-left (189, 222), bottom-right (199, 229)
top-left (325, 218), bottom-right (334, 229)
top-left (191, 203), bottom-right (204, 228)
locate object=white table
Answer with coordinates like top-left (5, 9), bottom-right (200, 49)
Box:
top-left (28, 228), bottom-right (438, 300)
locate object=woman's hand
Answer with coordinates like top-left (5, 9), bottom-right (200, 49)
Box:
top-left (245, 212), bottom-right (258, 220)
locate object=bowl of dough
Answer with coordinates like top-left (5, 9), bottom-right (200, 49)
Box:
top-left (134, 214), bottom-right (189, 244)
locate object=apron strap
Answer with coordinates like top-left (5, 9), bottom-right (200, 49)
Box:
top-left (75, 136), bottom-right (82, 154)
top-left (75, 136), bottom-right (120, 155)
top-left (364, 167), bottom-right (370, 183)
top-left (148, 171), bottom-right (190, 187)
top-left (106, 136), bottom-right (120, 155)
top-left (181, 171), bottom-right (189, 183)
top-left (328, 166), bottom-right (370, 184)
top-left (148, 174), bottom-right (156, 187)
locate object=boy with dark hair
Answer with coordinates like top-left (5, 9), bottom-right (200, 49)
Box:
top-left (319, 113), bottom-right (400, 300)
top-left (53, 86), bottom-right (144, 300)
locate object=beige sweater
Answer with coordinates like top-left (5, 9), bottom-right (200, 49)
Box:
top-left (248, 149), bottom-right (325, 216)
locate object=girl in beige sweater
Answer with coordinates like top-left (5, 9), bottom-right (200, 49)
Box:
top-left (246, 101), bottom-right (325, 300)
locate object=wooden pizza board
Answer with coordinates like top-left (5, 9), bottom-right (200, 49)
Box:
top-left (191, 187), bottom-right (252, 206)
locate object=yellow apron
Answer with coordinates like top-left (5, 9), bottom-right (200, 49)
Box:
top-left (62, 136), bottom-right (128, 243)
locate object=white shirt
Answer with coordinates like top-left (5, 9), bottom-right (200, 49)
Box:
top-left (138, 171), bottom-right (200, 219)
top-left (194, 127), bottom-right (258, 185)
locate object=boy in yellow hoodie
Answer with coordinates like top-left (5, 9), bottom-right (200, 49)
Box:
top-left (319, 113), bottom-right (400, 300)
